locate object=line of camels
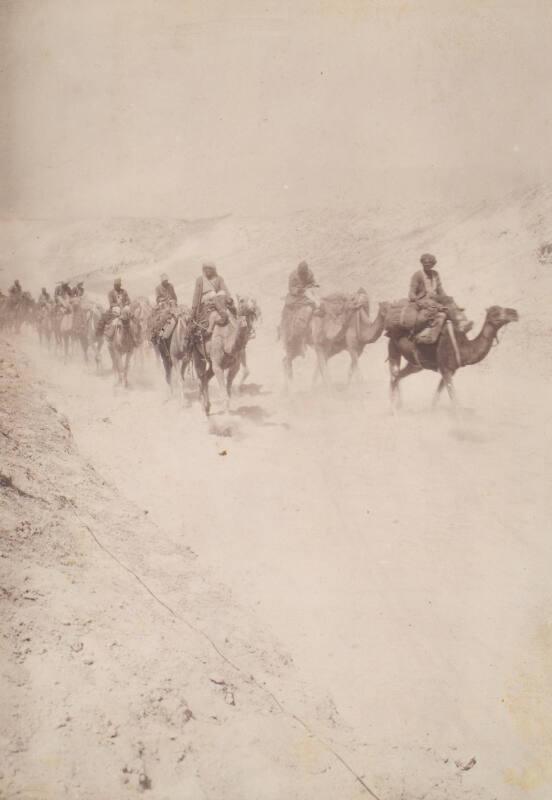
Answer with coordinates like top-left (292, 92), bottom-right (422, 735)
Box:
top-left (5, 287), bottom-right (518, 416)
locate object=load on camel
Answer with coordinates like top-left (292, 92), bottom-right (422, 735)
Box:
top-left (311, 290), bottom-right (390, 385)
top-left (387, 305), bottom-right (519, 409)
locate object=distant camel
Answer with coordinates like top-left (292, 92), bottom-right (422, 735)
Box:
top-left (36, 304), bottom-right (54, 348)
top-left (72, 299), bottom-right (103, 362)
top-left (388, 305), bottom-right (519, 408)
top-left (53, 300), bottom-right (73, 362)
top-left (311, 294), bottom-right (390, 384)
top-left (107, 312), bottom-right (141, 387)
top-left (130, 296), bottom-right (153, 366)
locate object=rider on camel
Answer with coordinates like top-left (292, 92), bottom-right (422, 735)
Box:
top-left (8, 280), bottom-right (23, 305)
top-left (407, 253), bottom-right (472, 343)
top-left (279, 260), bottom-right (320, 352)
top-left (38, 288), bottom-right (52, 307)
top-left (191, 261), bottom-right (232, 334)
top-left (409, 253), bottom-right (447, 305)
top-left (155, 273), bottom-right (177, 306)
top-left (96, 277), bottom-right (131, 337)
top-left (150, 273), bottom-right (178, 342)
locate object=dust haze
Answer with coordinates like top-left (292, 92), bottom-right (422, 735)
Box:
top-left (1, 2), bottom-right (552, 800)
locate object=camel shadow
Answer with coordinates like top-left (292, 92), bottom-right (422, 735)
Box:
top-left (231, 404), bottom-right (290, 429)
top-left (238, 383), bottom-right (271, 397)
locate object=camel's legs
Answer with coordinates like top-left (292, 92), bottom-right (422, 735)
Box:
top-left (314, 347), bottom-right (332, 388)
top-left (432, 377), bottom-right (446, 408)
top-left (178, 355), bottom-right (191, 405)
top-left (226, 358), bottom-right (241, 400)
top-left (95, 338), bottom-right (104, 371)
top-left (213, 363), bottom-right (229, 411)
top-left (388, 341), bottom-right (402, 409)
top-left (440, 370), bottom-right (457, 408)
top-left (158, 340), bottom-right (173, 389)
top-left (239, 351), bottom-right (249, 388)
top-left (122, 352), bottom-right (130, 387)
top-left (194, 351), bottom-right (212, 415)
top-left (283, 353), bottom-right (293, 390)
top-left (347, 349), bottom-right (362, 384)
top-left (389, 352), bottom-right (423, 408)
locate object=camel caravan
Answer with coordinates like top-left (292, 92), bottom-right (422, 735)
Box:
top-left (1, 264), bottom-right (262, 410)
top-left (1, 251), bottom-right (517, 414)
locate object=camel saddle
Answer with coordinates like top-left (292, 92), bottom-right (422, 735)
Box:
top-left (318, 290), bottom-right (369, 341)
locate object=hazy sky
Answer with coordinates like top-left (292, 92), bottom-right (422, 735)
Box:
top-left (2, 0), bottom-right (552, 218)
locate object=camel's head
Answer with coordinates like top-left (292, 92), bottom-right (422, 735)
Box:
top-left (237, 296), bottom-right (261, 329)
top-left (486, 305), bottom-right (519, 328)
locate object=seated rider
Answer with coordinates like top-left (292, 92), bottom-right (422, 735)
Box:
top-left (408, 253), bottom-right (472, 342)
top-left (191, 261), bottom-right (232, 334)
top-left (38, 288), bottom-right (51, 307)
top-left (96, 277), bottom-right (131, 336)
top-left (408, 253), bottom-right (449, 336)
top-left (279, 260), bottom-right (319, 347)
top-left (409, 253), bottom-right (447, 306)
top-left (155, 273), bottom-right (177, 306)
top-left (54, 282), bottom-right (73, 310)
top-left (151, 273), bottom-right (178, 342)
top-left (8, 279), bottom-right (23, 306)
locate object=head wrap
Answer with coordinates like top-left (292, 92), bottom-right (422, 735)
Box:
top-left (420, 253), bottom-right (437, 266)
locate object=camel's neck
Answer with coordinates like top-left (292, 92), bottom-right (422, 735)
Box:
top-left (225, 318), bottom-right (248, 353)
top-left (357, 306), bottom-right (385, 344)
top-left (458, 320), bottom-right (498, 365)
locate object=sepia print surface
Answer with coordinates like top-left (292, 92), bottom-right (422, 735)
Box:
top-left (1, 2), bottom-right (551, 798)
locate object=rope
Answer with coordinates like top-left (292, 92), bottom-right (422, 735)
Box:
top-left (446, 321), bottom-right (462, 368)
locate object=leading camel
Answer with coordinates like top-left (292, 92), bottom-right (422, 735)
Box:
top-left (388, 305), bottom-right (519, 408)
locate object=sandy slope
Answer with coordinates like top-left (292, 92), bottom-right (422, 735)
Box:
top-left (2, 194), bottom-right (552, 798)
top-left (1, 337), bottom-right (381, 800)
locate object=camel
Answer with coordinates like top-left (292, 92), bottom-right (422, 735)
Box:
top-left (5, 293), bottom-right (34, 334)
top-left (235, 296), bottom-right (261, 389)
top-left (188, 311), bottom-right (251, 415)
top-left (154, 308), bottom-right (193, 399)
top-left (53, 302), bottom-right (73, 362)
top-left (71, 299), bottom-right (103, 362)
top-left (36, 304), bottom-right (54, 348)
top-left (107, 312), bottom-right (141, 387)
top-left (281, 300), bottom-right (317, 387)
top-left (388, 305), bottom-right (519, 409)
top-left (311, 294), bottom-right (390, 385)
top-left (130, 296), bottom-right (153, 366)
